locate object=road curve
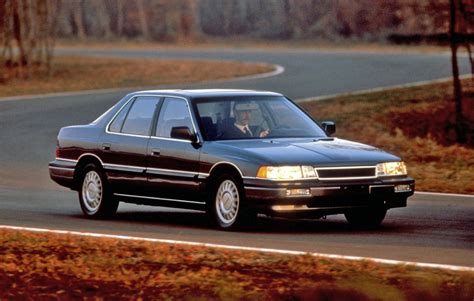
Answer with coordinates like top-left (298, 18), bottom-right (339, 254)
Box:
top-left (0, 47), bottom-right (472, 267)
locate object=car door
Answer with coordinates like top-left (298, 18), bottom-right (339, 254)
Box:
top-left (100, 96), bottom-right (161, 195)
top-left (146, 97), bottom-right (202, 202)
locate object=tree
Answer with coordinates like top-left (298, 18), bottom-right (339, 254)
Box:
top-left (136, 0), bottom-right (149, 39)
top-left (457, 0), bottom-right (474, 77)
top-left (0, 0), bottom-right (61, 80)
top-left (70, 0), bottom-right (85, 40)
top-left (449, 0), bottom-right (472, 143)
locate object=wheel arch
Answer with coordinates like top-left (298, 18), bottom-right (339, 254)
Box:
top-left (73, 153), bottom-right (105, 189)
top-left (206, 162), bottom-right (244, 194)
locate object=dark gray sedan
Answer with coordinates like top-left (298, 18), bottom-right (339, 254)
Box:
top-left (49, 89), bottom-right (414, 230)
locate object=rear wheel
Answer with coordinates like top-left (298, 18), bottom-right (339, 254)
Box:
top-left (344, 207), bottom-right (387, 228)
top-left (78, 163), bottom-right (118, 218)
top-left (209, 174), bottom-right (256, 230)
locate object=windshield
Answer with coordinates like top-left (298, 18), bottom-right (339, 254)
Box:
top-left (194, 96), bottom-right (327, 141)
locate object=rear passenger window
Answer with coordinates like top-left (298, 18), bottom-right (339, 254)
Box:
top-left (109, 100), bottom-right (133, 133)
top-left (155, 98), bottom-right (193, 138)
top-left (121, 97), bottom-right (160, 136)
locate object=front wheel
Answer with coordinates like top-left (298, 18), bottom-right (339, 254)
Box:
top-left (209, 174), bottom-right (255, 230)
top-left (78, 163), bottom-right (118, 218)
top-left (344, 207), bottom-right (387, 228)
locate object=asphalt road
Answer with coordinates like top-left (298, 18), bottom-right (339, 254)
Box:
top-left (0, 47), bottom-right (472, 267)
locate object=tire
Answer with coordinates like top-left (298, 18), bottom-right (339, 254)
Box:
top-left (208, 173), bottom-right (255, 230)
top-left (78, 163), bottom-right (118, 218)
top-left (344, 207), bottom-right (387, 229)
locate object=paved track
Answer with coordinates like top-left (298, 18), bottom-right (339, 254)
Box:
top-left (0, 48), bottom-right (472, 267)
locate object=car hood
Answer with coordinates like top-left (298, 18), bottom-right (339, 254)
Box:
top-left (215, 138), bottom-right (400, 166)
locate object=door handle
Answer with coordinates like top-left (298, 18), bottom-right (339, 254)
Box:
top-left (151, 148), bottom-right (160, 156)
top-left (102, 143), bottom-right (111, 151)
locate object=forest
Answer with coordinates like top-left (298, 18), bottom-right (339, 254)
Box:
top-left (1, 0), bottom-right (472, 81)
top-left (50, 0), bottom-right (472, 42)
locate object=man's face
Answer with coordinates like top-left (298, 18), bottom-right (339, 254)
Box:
top-left (235, 110), bottom-right (251, 126)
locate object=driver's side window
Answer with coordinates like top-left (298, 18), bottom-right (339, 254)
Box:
top-left (155, 97), bottom-right (193, 138)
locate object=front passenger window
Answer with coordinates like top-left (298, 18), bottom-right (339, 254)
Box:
top-left (155, 98), bottom-right (193, 138)
top-left (121, 97), bottom-right (160, 136)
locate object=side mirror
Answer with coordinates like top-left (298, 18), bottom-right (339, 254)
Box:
top-left (321, 121), bottom-right (336, 135)
top-left (170, 126), bottom-right (198, 143)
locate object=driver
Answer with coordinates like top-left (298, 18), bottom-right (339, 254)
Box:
top-left (220, 102), bottom-right (269, 139)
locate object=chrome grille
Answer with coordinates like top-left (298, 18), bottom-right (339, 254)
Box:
top-left (315, 166), bottom-right (376, 180)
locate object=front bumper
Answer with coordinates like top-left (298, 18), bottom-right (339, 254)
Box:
top-left (243, 177), bottom-right (414, 217)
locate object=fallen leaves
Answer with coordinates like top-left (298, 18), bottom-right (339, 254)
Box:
top-left (0, 229), bottom-right (473, 300)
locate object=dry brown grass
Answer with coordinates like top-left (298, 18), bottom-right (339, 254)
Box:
top-left (300, 79), bottom-right (474, 194)
top-left (0, 56), bottom-right (273, 98)
top-left (1, 229), bottom-right (472, 300)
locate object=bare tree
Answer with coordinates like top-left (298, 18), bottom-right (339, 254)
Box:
top-left (136, 0), bottom-right (149, 39)
top-left (15, 0), bottom-right (469, 47)
top-left (0, 0), bottom-right (61, 80)
top-left (449, 0), bottom-right (466, 143)
top-left (70, 0), bottom-right (85, 40)
top-left (42, 0), bottom-right (61, 76)
top-left (457, 0), bottom-right (474, 78)
top-left (116, 0), bottom-right (125, 37)
top-left (166, 0), bottom-right (201, 41)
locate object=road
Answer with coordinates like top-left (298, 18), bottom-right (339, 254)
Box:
top-left (0, 47), bottom-right (472, 267)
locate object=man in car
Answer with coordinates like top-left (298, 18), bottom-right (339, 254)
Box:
top-left (219, 102), bottom-right (269, 139)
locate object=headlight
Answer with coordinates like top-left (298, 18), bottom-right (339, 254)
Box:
top-left (257, 166), bottom-right (317, 180)
top-left (376, 162), bottom-right (407, 176)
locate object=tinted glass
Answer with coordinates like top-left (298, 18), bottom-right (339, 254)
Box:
top-left (155, 98), bottom-right (193, 138)
top-left (108, 100), bottom-right (133, 133)
top-left (195, 96), bottom-right (327, 140)
top-left (121, 96), bottom-right (160, 136)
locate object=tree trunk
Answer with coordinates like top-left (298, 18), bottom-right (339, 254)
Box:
top-left (93, 0), bottom-right (112, 39)
top-left (116, 0), bottom-right (124, 37)
top-left (457, 0), bottom-right (474, 79)
top-left (44, 0), bottom-right (60, 76)
top-left (185, 0), bottom-right (201, 40)
top-left (2, 0), bottom-right (14, 66)
top-left (136, 0), bottom-right (149, 39)
top-left (0, 0), bottom-right (6, 82)
top-left (450, 0), bottom-right (466, 143)
top-left (71, 0), bottom-right (85, 40)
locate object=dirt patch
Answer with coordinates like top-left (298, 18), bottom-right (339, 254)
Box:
top-left (1, 229), bottom-right (472, 300)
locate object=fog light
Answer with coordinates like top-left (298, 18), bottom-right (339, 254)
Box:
top-left (395, 184), bottom-right (411, 192)
top-left (272, 205), bottom-right (309, 211)
top-left (272, 205), bottom-right (296, 211)
top-left (286, 188), bottom-right (311, 197)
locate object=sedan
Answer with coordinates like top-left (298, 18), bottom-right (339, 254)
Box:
top-left (49, 89), bottom-right (415, 230)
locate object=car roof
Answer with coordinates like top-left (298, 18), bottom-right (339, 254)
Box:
top-left (128, 89), bottom-right (283, 99)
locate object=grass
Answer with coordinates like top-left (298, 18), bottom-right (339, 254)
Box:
top-left (300, 79), bottom-right (474, 194)
top-left (0, 229), bottom-right (472, 300)
top-left (0, 56), bottom-right (273, 98)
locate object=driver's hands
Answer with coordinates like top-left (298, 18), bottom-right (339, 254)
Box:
top-left (259, 129), bottom-right (270, 137)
